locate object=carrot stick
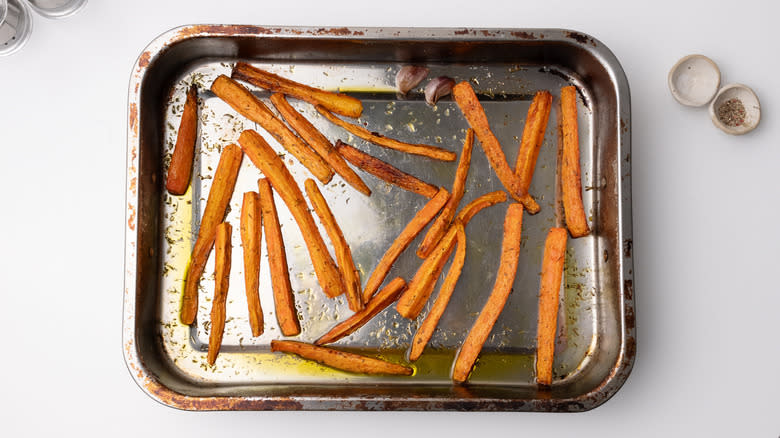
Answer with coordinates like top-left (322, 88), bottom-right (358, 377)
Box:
top-left (417, 129), bottom-right (473, 258)
top-left (269, 93), bottom-right (371, 196)
top-left (316, 106), bottom-right (456, 162)
top-left (451, 81), bottom-right (539, 213)
top-left (166, 85), bottom-right (199, 195)
top-left (315, 277), bottom-right (407, 345)
top-left (514, 90), bottom-right (552, 193)
top-left (452, 203), bottom-right (524, 383)
top-left (304, 179), bottom-right (363, 312)
top-left (238, 129), bottom-right (345, 299)
top-left (207, 222), bottom-right (232, 365)
top-left (336, 140), bottom-right (439, 199)
top-left (454, 190), bottom-right (508, 225)
top-left (362, 188), bottom-right (450, 302)
top-left (240, 191), bottom-right (264, 337)
top-left (181, 144), bottom-right (243, 325)
top-left (211, 75), bottom-right (333, 184)
top-left (271, 340), bottom-right (413, 376)
top-left (258, 178), bottom-right (300, 336)
top-left (396, 222), bottom-right (462, 319)
top-left (232, 62), bottom-right (363, 118)
top-left (560, 86), bottom-right (591, 238)
top-left (535, 227), bottom-right (567, 386)
top-left (409, 223), bottom-right (466, 361)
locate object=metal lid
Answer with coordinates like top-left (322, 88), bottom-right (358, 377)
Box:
top-left (26, 0), bottom-right (87, 19)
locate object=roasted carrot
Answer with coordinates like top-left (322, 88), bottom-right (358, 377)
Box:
top-left (270, 93), bottom-right (371, 196)
top-left (417, 129), bottom-right (473, 258)
top-left (211, 75), bottom-right (333, 184)
top-left (514, 90), bottom-right (552, 193)
top-left (316, 106), bottom-right (456, 162)
top-left (304, 179), bottom-right (363, 312)
top-left (451, 81), bottom-right (539, 213)
top-left (454, 190), bottom-right (508, 225)
top-left (396, 222), bottom-right (462, 320)
top-left (535, 227), bottom-right (567, 386)
top-left (232, 62), bottom-right (364, 118)
top-left (208, 222), bottom-right (232, 366)
top-left (560, 86), bottom-right (590, 238)
top-left (258, 178), bottom-right (300, 336)
top-left (238, 130), bottom-right (345, 299)
top-left (315, 277), bottom-right (407, 345)
top-left (452, 203), bottom-right (524, 383)
top-left (166, 85), bottom-right (199, 195)
top-left (362, 188), bottom-right (450, 302)
top-left (271, 340), bottom-right (413, 376)
top-left (336, 140), bottom-right (438, 198)
top-left (409, 223), bottom-right (466, 361)
top-left (240, 191), bottom-right (264, 337)
top-left (181, 144), bottom-right (243, 325)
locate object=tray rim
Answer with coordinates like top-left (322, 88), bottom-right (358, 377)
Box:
top-left (123, 24), bottom-right (634, 412)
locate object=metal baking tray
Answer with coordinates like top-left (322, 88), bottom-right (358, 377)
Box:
top-left (123, 25), bottom-right (634, 411)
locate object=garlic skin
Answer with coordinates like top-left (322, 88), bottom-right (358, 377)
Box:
top-left (396, 66), bottom-right (430, 95)
top-left (424, 76), bottom-right (456, 105)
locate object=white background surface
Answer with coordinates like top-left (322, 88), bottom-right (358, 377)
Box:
top-left (1, 0), bottom-right (777, 436)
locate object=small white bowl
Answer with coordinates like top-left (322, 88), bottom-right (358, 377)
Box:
top-left (709, 83), bottom-right (761, 135)
top-left (668, 54), bottom-right (721, 107)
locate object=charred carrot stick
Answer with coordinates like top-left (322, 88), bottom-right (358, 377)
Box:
top-left (271, 340), bottom-right (413, 376)
top-left (315, 277), bottom-right (407, 345)
top-left (417, 129), bottom-right (473, 258)
top-left (304, 179), bottom-right (363, 312)
top-left (396, 222), bottom-right (462, 320)
top-left (454, 190), bottom-right (508, 225)
top-left (181, 144), bottom-right (243, 325)
top-left (208, 222), bottom-right (232, 365)
top-left (514, 90), bottom-right (552, 193)
top-left (232, 62), bottom-right (364, 118)
top-left (270, 93), bottom-right (371, 196)
top-left (535, 227), bottom-right (567, 386)
top-left (362, 188), bottom-right (450, 302)
top-left (336, 140), bottom-right (439, 199)
top-left (211, 75), bottom-right (334, 184)
top-left (560, 86), bottom-right (590, 238)
top-left (258, 178), bottom-right (300, 336)
top-left (451, 81), bottom-right (539, 213)
top-left (166, 85), bottom-right (199, 195)
top-left (239, 130), bottom-right (345, 299)
top-left (409, 223), bottom-right (466, 361)
top-left (240, 191), bottom-right (264, 337)
top-left (452, 203), bottom-right (524, 383)
top-left (316, 106), bottom-right (456, 162)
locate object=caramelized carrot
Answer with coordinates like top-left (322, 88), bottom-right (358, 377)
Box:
top-left (238, 130), bottom-right (345, 299)
top-left (560, 86), bottom-right (590, 237)
top-left (271, 340), bottom-right (413, 376)
top-left (232, 62), bottom-right (363, 118)
top-left (240, 192), bottom-right (264, 336)
top-left (207, 222), bottom-right (232, 365)
top-left (304, 179), bottom-right (363, 312)
top-left (409, 223), bottom-right (466, 361)
top-left (362, 188), bottom-right (450, 302)
top-left (535, 227), bottom-right (567, 386)
top-left (452, 203), bottom-right (523, 383)
top-left (316, 105), bottom-right (456, 161)
top-left (258, 178), bottom-right (300, 336)
top-left (452, 81), bottom-right (539, 213)
top-left (181, 144), bottom-right (243, 325)
top-left (417, 129), bottom-right (473, 258)
top-left (316, 277), bottom-right (407, 345)
top-left (166, 85), bottom-right (199, 195)
top-left (514, 90), bottom-right (552, 193)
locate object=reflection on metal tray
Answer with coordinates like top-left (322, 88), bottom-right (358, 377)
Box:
top-left (123, 25), bottom-right (634, 411)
